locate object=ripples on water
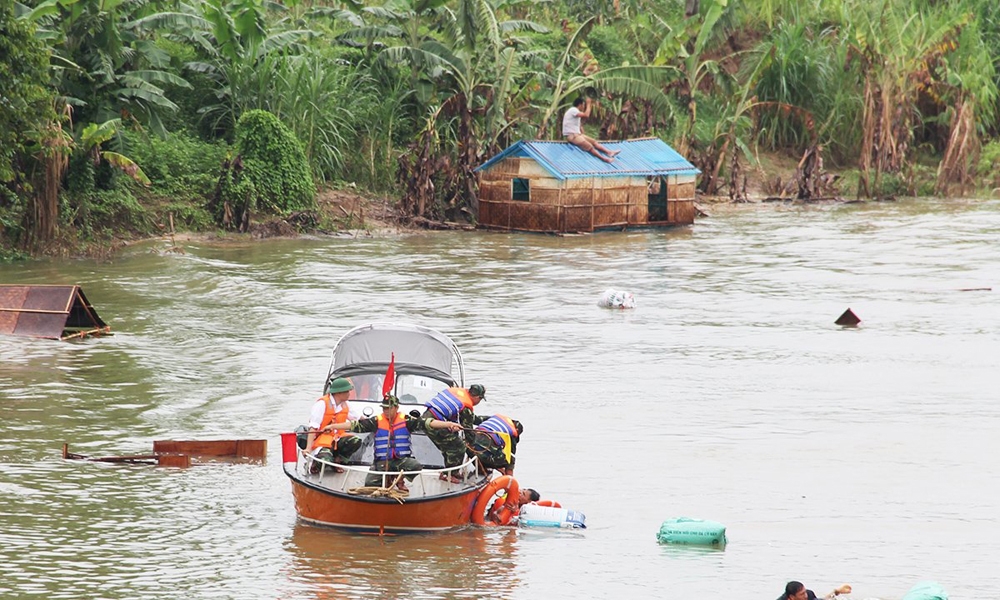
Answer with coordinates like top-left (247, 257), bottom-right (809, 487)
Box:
top-left (1, 198), bottom-right (999, 598)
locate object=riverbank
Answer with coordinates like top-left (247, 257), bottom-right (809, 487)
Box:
top-left (12, 148), bottom-right (985, 262)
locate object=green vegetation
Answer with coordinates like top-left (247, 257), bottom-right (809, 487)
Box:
top-left (213, 109), bottom-right (316, 231)
top-left (3, 0), bottom-right (1000, 255)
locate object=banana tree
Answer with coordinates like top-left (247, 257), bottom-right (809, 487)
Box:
top-left (535, 16), bottom-right (678, 140)
top-left (18, 0), bottom-right (192, 135)
top-left (378, 0), bottom-right (545, 217)
top-left (840, 0), bottom-right (974, 197)
top-left (652, 0), bottom-right (730, 156)
top-left (78, 120), bottom-right (151, 187)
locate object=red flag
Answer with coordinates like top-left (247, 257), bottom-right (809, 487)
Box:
top-left (381, 353), bottom-right (395, 398)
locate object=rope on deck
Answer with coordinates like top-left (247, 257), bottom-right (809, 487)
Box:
top-left (347, 474), bottom-right (409, 504)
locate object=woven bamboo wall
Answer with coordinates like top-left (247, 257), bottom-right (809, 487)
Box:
top-left (478, 159), bottom-right (698, 231)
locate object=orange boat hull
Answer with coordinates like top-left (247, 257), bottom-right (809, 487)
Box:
top-left (286, 465), bottom-right (485, 532)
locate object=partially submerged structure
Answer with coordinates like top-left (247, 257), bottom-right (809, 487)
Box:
top-left (475, 138), bottom-right (700, 233)
top-left (64, 439), bottom-right (267, 468)
top-left (0, 285), bottom-right (110, 340)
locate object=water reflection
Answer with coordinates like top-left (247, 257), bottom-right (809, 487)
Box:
top-left (283, 524), bottom-right (521, 599)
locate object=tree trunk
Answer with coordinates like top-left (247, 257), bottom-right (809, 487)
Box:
top-left (29, 123), bottom-right (70, 245)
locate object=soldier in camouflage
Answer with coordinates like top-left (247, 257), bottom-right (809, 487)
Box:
top-left (467, 415), bottom-right (522, 476)
top-left (421, 383), bottom-right (487, 482)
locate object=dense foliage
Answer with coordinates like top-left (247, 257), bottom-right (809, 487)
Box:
top-left (0, 1), bottom-right (56, 255)
top-left (4, 0), bottom-right (1000, 255)
top-left (213, 109), bottom-right (316, 231)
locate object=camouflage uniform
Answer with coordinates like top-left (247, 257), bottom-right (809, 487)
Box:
top-left (346, 414), bottom-right (426, 487)
top-left (365, 456), bottom-right (423, 487)
top-left (312, 435), bottom-right (363, 473)
top-left (467, 427), bottom-right (519, 471)
top-left (421, 407), bottom-right (479, 468)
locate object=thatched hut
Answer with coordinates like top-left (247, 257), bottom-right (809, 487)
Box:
top-left (475, 138), bottom-right (700, 233)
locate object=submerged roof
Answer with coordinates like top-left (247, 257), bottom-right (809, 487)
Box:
top-left (475, 137), bottom-right (701, 180)
top-left (0, 285), bottom-right (110, 340)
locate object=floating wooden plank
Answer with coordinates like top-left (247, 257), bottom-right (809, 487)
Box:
top-left (62, 444), bottom-right (159, 464)
top-left (0, 285), bottom-right (110, 340)
top-left (156, 454), bottom-right (192, 468)
top-left (63, 439), bottom-right (266, 468)
top-left (153, 439), bottom-right (267, 461)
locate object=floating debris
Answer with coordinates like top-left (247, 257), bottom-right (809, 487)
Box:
top-left (63, 439), bottom-right (267, 468)
top-left (657, 517), bottom-right (727, 546)
top-left (902, 581), bottom-right (948, 600)
top-left (0, 285), bottom-right (110, 340)
top-left (598, 289), bottom-right (636, 309)
top-left (835, 308), bottom-right (861, 326)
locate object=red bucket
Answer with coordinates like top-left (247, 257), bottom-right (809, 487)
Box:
top-left (280, 432), bottom-right (299, 464)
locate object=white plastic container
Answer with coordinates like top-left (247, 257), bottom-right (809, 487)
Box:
top-left (597, 289), bottom-right (636, 309)
top-left (517, 503), bottom-right (586, 529)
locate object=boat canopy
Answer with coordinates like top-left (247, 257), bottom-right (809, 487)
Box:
top-left (0, 285), bottom-right (110, 340)
top-left (328, 323), bottom-right (464, 386)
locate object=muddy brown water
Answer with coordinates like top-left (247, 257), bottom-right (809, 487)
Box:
top-left (2, 198), bottom-right (999, 599)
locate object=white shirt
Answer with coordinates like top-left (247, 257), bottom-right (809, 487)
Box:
top-left (308, 397), bottom-right (356, 429)
top-left (562, 106), bottom-right (583, 136)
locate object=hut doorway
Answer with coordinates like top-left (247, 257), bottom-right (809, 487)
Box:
top-left (647, 176), bottom-right (667, 221)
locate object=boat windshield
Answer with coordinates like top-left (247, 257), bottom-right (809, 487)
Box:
top-left (395, 373), bottom-right (449, 406)
top-left (346, 373), bottom-right (450, 404)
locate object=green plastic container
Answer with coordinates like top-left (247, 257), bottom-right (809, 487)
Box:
top-left (902, 581), bottom-right (948, 600)
top-left (657, 517), bottom-right (727, 546)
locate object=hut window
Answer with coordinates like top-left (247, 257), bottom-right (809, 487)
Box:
top-left (512, 178), bottom-right (530, 201)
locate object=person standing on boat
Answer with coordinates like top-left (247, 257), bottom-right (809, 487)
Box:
top-left (328, 393), bottom-right (462, 491)
top-left (421, 383), bottom-right (487, 483)
top-left (562, 97), bottom-right (620, 163)
top-left (467, 414), bottom-right (522, 476)
top-left (777, 581), bottom-right (852, 600)
top-left (305, 377), bottom-right (362, 474)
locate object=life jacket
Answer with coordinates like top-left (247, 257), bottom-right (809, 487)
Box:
top-left (488, 495), bottom-right (519, 525)
top-left (313, 395), bottom-right (351, 450)
top-left (346, 377), bottom-right (373, 401)
top-left (476, 414), bottom-right (518, 447)
top-left (373, 413), bottom-right (411, 460)
top-left (424, 387), bottom-right (475, 421)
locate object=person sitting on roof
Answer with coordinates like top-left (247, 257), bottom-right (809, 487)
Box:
top-left (562, 97), bottom-right (620, 163)
top-left (326, 393), bottom-right (462, 492)
top-left (467, 414), bottom-right (523, 476)
top-left (421, 384), bottom-right (487, 483)
top-left (305, 377), bottom-right (363, 475)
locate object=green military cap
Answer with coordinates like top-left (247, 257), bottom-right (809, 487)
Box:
top-left (327, 377), bottom-right (354, 394)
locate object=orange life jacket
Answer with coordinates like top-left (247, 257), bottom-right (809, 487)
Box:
top-left (346, 376), bottom-right (374, 401)
top-left (313, 394), bottom-right (351, 450)
top-left (488, 495), bottom-right (519, 525)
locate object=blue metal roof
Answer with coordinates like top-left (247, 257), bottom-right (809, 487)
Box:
top-left (475, 138), bottom-right (701, 180)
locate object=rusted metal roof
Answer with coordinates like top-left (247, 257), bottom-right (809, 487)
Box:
top-left (0, 285), bottom-right (110, 340)
top-left (476, 137), bottom-right (701, 180)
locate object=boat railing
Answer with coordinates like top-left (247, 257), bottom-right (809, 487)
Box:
top-left (301, 450), bottom-right (482, 497)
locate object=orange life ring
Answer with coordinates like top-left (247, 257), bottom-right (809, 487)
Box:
top-left (472, 475), bottom-right (519, 526)
top-left (534, 500), bottom-right (562, 508)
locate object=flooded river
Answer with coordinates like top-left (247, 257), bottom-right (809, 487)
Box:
top-left (2, 198), bottom-right (998, 599)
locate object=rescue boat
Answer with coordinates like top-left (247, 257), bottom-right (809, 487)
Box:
top-left (282, 323), bottom-right (491, 533)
